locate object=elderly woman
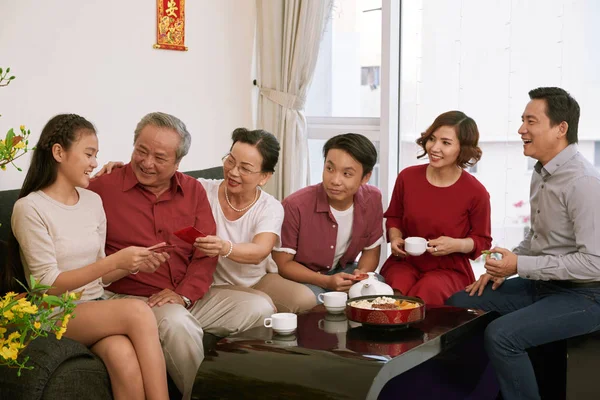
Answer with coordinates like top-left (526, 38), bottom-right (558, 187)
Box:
top-left (192, 128), bottom-right (311, 313)
top-left (96, 128), bottom-right (309, 312)
top-left (381, 111), bottom-right (492, 305)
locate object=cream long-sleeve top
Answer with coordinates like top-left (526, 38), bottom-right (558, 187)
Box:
top-left (11, 188), bottom-right (107, 301)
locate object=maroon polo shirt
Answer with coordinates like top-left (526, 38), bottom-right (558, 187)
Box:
top-left (88, 163), bottom-right (217, 303)
top-left (279, 183), bottom-right (383, 273)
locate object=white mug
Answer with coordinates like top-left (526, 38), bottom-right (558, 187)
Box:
top-left (317, 292), bottom-right (348, 307)
top-left (263, 313), bottom-right (297, 334)
top-left (404, 236), bottom-right (428, 256)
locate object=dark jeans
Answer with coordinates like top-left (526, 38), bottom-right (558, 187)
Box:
top-left (446, 278), bottom-right (600, 400)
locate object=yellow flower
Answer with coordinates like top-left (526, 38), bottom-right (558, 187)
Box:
top-left (3, 310), bottom-right (14, 320)
top-left (19, 125), bottom-right (25, 131)
top-left (33, 322), bottom-right (41, 329)
top-left (4, 292), bottom-right (16, 299)
top-left (0, 345), bottom-right (18, 361)
top-left (0, 327), bottom-right (6, 336)
top-left (14, 141), bottom-right (25, 149)
top-left (8, 332), bottom-right (21, 342)
top-left (69, 292), bottom-right (78, 300)
top-left (8, 340), bottom-right (23, 351)
top-left (55, 326), bottom-right (67, 340)
top-left (0, 165), bottom-right (6, 171)
top-left (61, 313), bottom-right (72, 329)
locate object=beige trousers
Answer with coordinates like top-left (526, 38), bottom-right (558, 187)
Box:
top-left (251, 273), bottom-right (318, 314)
top-left (104, 287), bottom-right (275, 400)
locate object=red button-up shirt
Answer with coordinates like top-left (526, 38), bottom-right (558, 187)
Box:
top-left (88, 163), bottom-right (217, 302)
top-left (279, 183), bottom-right (383, 273)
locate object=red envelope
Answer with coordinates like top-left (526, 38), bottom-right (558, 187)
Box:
top-left (148, 243), bottom-right (177, 252)
top-left (173, 226), bottom-right (207, 244)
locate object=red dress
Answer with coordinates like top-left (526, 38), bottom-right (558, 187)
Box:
top-left (381, 164), bottom-right (492, 305)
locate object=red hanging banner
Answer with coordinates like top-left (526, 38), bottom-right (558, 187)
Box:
top-left (153, 0), bottom-right (188, 51)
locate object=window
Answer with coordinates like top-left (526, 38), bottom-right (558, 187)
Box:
top-left (306, 0), bottom-right (384, 187)
top-left (306, 0), bottom-right (382, 119)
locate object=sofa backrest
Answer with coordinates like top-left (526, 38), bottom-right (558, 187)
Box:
top-left (0, 166), bottom-right (223, 242)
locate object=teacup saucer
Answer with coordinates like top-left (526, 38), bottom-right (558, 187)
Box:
top-left (325, 306), bottom-right (346, 314)
top-left (273, 328), bottom-right (296, 335)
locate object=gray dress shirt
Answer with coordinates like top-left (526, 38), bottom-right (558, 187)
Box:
top-left (516, 144), bottom-right (600, 282)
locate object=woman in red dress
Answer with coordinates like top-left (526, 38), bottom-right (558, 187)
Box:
top-left (381, 111), bottom-right (492, 305)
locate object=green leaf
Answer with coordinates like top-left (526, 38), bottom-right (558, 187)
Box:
top-left (5, 128), bottom-right (15, 147)
top-left (9, 76), bottom-right (15, 80)
top-left (0, 68), bottom-right (3, 74)
top-left (29, 275), bottom-right (37, 289)
top-left (6, 67), bottom-right (10, 73)
top-left (42, 298), bottom-right (63, 307)
top-left (15, 278), bottom-right (29, 292)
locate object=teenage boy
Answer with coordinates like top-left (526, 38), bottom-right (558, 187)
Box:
top-left (273, 133), bottom-right (384, 303)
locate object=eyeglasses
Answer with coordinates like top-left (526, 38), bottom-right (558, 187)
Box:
top-left (222, 154), bottom-right (261, 177)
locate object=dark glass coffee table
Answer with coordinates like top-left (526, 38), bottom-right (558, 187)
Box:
top-left (192, 305), bottom-right (496, 400)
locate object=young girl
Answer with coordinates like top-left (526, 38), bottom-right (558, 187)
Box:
top-left (6, 114), bottom-right (170, 400)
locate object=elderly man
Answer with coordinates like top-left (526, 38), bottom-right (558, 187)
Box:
top-left (89, 112), bottom-right (274, 400)
top-left (446, 88), bottom-right (600, 400)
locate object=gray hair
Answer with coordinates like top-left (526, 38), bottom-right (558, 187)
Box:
top-left (134, 112), bottom-right (191, 161)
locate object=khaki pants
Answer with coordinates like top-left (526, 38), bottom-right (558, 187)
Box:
top-left (104, 287), bottom-right (275, 400)
top-left (251, 273), bottom-right (318, 314)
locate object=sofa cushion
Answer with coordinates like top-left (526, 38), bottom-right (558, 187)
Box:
top-left (0, 335), bottom-right (110, 400)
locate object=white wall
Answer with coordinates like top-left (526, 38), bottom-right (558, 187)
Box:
top-left (0, 0), bottom-right (256, 190)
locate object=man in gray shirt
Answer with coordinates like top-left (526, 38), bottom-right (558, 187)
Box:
top-left (447, 87), bottom-right (600, 400)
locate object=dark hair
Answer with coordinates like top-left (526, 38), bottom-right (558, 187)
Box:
top-left (230, 128), bottom-right (280, 173)
top-left (416, 111), bottom-right (482, 168)
top-left (1, 114), bottom-right (96, 294)
top-left (322, 133), bottom-right (378, 177)
top-left (528, 87), bottom-right (580, 144)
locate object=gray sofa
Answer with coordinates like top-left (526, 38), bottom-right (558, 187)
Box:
top-left (0, 167), bottom-right (223, 400)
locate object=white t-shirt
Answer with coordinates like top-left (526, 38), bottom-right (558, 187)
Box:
top-left (330, 205), bottom-right (354, 268)
top-left (11, 188), bottom-right (107, 301)
top-left (330, 205), bottom-right (385, 269)
top-left (198, 179), bottom-right (284, 287)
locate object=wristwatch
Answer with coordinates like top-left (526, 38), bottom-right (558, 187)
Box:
top-left (181, 295), bottom-right (192, 308)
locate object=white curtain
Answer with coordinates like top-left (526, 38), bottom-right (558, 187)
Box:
top-left (256, 0), bottom-right (333, 200)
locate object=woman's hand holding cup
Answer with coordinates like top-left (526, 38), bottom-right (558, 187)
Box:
top-left (390, 237), bottom-right (407, 257)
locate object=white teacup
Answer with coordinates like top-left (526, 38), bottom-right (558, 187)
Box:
top-left (404, 236), bottom-right (428, 256)
top-left (264, 313), bottom-right (297, 335)
top-left (317, 292), bottom-right (348, 314)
